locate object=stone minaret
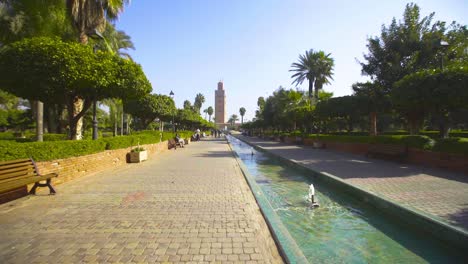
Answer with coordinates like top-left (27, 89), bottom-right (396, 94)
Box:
top-left (215, 81), bottom-right (226, 125)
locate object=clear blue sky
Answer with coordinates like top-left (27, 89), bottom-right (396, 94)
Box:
top-left (117, 0), bottom-right (467, 122)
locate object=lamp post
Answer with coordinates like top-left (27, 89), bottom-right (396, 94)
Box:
top-left (90, 29), bottom-right (105, 140)
top-left (169, 90), bottom-right (175, 133)
top-left (440, 40), bottom-right (449, 70)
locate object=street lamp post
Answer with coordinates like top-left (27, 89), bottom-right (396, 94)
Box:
top-left (169, 90), bottom-right (175, 133)
top-left (440, 40), bottom-right (449, 70)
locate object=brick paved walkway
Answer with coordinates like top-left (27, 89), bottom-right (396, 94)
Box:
top-left (0, 137), bottom-right (282, 263)
top-left (237, 135), bottom-right (468, 232)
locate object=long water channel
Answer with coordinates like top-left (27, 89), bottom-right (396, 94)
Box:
top-left (227, 135), bottom-right (464, 263)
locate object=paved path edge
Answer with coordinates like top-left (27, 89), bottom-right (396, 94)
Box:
top-left (227, 139), bottom-right (309, 264)
top-left (234, 135), bottom-right (468, 253)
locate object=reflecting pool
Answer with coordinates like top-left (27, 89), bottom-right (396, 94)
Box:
top-left (228, 136), bottom-right (464, 263)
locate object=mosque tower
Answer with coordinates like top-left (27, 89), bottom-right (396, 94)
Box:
top-left (214, 81), bottom-right (226, 125)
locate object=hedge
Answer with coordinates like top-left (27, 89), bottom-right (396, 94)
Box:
top-left (278, 133), bottom-right (467, 156)
top-left (0, 131), bottom-right (193, 162)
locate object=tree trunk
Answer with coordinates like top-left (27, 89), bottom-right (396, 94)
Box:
top-left (369, 112), bottom-right (377, 136)
top-left (113, 111), bottom-right (117, 136)
top-left (408, 118), bottom-right (420, 135)
top-left (120, 111), bottom-right (124, 136)
top-left (72, 97), bottom-right (84, 140)
top-left (68, 97), bottom-right (91, 140)
top-left (57, 104), bottom-right (64, 134)
top-left (126, 114), bottom-right (130, 135)
top-left (308, 79), bottom-right (314, 104)
top-left (70, 31), bottom-right (89, 140)
top-left (35, 101), bottom-right (43, 142)
top-left (438, 113), bottom-right (451, 139)
top-left (241, 116), bottom-right (244, 124)
top-left (45, 104), bottom-right (57, 133)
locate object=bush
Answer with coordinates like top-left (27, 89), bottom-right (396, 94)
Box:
top-left (433, 138), bottom-right (468, 156)
top-left (0, 131), bottom-right (193, 162)
top-left (0, 140), bottom-right (106, 161)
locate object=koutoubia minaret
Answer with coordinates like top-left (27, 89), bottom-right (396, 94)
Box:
top-left (215, 81), bottom-right (226, 126)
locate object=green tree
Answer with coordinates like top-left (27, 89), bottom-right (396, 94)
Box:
top-left (290, 49), bottom-right (334, 103)
top-left (352, 82), bottom-right (388, 136)
top-left (239, 107), bottom-right (246, 124)
top-left (0, 37), bottom-right (151, 139)
top-left (229, 114), bottom-right (239, 127)
top-left (125, 94), bottom-right (176, 129)
top-left (66, 0), bottom-right (130, 139)
top-left (193, 93), bottom-right (205, 114)
top-left (394, 66), bottom-right (468, 138)
top-left (183, 100), bottom-right (193, 111)
top-left (207, 106), bottom-right (213, 122)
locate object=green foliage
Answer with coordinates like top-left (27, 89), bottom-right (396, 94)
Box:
top-left (0, 139), bottom-right (107, 161)
top-left (0, 131), bottom-right (193, 161)
top-left (290, 49), bottom-right (334, 101)
top-left (125, 93), bottom-right (176, 127)
top-left (131, 147), bottom-right (145, 152)
top-left (433, 138), bottom-right (468, 155)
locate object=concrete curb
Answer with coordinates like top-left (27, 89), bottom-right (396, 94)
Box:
top-left (226, 138), bottom-right (309, 264)
top-left (235, 135), bottom-right (468, 253)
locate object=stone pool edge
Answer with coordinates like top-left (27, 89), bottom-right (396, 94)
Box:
top-left (227, 140), bottom-right (310, 264)
top-left (234, 135), bottom-right (468, 252)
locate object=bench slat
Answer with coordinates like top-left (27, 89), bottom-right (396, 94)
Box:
top-left (0, 159), bottom-right (31, 166)
top-left (0, 168), bottom-right (36, 181)
top-left (0, 165), bottom-right (35, 176)
top-left (0, 160), bottom-right (34, 170)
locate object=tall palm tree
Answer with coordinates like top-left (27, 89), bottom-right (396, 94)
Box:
top-left (239, 107), bottom-right (246, 124)
top-left (193, 93), bottom-right (205, 114)
top-left (313, 51), bottom-right (334, 102)
top-left (290, 49), bottom-right (334, 104)
top-left (66, 0), bottom-right (129, 139)
top-left (207, 106), bottom-right (213, 122)
top-left (230, 114), bottom-right (239, 127)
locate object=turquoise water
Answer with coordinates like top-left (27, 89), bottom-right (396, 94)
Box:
top-left (228, 136), bottom-right (464, 264)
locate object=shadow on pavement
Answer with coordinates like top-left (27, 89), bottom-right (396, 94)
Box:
top-left (193, 150), bottom-right (234, 158)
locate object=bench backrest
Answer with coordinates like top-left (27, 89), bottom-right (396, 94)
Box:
top-left (0, 158), bottom-right (37, 182)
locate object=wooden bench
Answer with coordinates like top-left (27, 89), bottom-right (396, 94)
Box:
top-left (168, 138), bottom-right (184, 150)
top-left (0, 158), bottom-right (58, 195)
top-left (366, 144), bottom-right (407, 161)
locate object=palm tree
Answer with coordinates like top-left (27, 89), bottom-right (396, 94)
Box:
top-left (193, 93), bottom-right (205, 114)
top-left (313, 51), bottom-right (334, 102)
top-left (66, 0), bottom-right (129, 139)
top-left (239, 107), bottom-right (246, 124)
top-left (207, 106), bottom-right (213, 122)
top-left (98, 22), bottom-right (134, 58)
top-left (290, 49), bottom-right (334, 104)
top-left (66, 0), bottom-right (129, 44)
top-left (230, 114), bottom-right (239, 127)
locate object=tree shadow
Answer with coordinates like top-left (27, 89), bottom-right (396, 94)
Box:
top-left (446, 206), bottom-right (468, 231)
top-left (193, 150), bottom-right (234, 158)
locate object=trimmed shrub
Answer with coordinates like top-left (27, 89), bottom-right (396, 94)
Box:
top-left (0, 131), bottom-right (193, 162)
top-left (0, 140), bottom-right (106, 161)
top-left (433, 138), bottom-right (468, 156)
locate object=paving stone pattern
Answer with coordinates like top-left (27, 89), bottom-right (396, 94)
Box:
top-left (238, 136), bottom-right (468, 232)
top-left (0, 138), bottom-right (283, 263)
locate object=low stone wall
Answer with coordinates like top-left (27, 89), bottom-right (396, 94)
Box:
top-left (0, 140), bottom-right (172, 204)
top-left (37, 140), bottom-right (171, 185)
